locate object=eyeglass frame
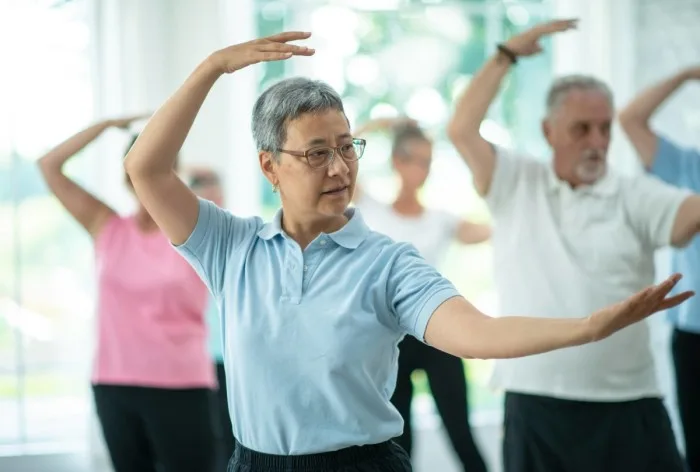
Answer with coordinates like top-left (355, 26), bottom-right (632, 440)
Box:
top-left (277, 138), bottom-right (367, 169)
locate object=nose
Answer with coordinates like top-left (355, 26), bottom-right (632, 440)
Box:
top-left (327, 151), bottom-right (350, 177)
top-left (589, 126), bottom-right (609, 150)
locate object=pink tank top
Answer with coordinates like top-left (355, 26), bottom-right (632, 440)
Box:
top-left (91, 215), bottom-right (215, 388)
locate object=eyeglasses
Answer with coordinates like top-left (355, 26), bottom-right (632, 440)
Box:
top-left (278, 138), bottom-right (366, 169)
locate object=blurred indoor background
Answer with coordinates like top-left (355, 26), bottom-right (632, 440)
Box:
top-left (1, 0), bottom-right (699, 471)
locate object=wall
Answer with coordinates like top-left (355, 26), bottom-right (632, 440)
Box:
top-left (634, 0), bottom-right (700, 148)
top-left (92, 0), bottom-right (260, 216)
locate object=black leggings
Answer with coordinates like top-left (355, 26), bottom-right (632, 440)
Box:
top-left (213, 362), bottom-right (236, 471)
top-left (672, 329), bottom-right (700, 472)
top-left (390, 336), bottom-right (487, 472)
top-left (93, 384), bottom-right (216, 472)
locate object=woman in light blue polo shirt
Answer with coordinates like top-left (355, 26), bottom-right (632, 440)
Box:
top-left (123, 31), bottom-right (693, 472)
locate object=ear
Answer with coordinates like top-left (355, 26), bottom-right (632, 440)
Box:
top-left (542, 119), bottom-right (554, 147)
top-left (259, 151), bottom-right (278, 186)
top-left (390, 154), bottom-right (401, 171)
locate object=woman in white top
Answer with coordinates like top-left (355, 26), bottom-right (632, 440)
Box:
top-left (354, 119), bottom-right (490, 471)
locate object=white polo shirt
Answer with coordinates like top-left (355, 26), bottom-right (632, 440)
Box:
top-left (487, 146), bottom-right (691, 401)
top-left (354, 193), bottom-right (460, 267)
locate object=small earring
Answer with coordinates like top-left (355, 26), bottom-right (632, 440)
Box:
top-left (272, 183), bottom-right (279, 193)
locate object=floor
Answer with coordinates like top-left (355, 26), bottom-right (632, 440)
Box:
top-left (0, 420), bottom-right (504, 472)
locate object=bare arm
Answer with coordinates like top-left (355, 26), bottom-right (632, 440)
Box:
top-left (124, 61), bottom-right (219, 245)
top-left (425, 274), bottom-right (691, 360)
top-left (619, 68), bottom-right (699, 168)
top-left (446, 55), bottom-right (510, 196)
top-left (455, 220), bottom-right (491, 244)
top-left (125, 32), bottom-right (314, 245)
top-left (447, 19), bottom-right (578, 197)
top-left (38, 120), bottom-right (117, 238)
top-left (671, 195), bottom-right (700, 248)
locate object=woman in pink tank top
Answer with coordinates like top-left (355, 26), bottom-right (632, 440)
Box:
top-left (37, 116), bottom-right (216, 472)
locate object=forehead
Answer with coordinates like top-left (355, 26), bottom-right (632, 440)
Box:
top-left (284, 109), bottom-right (350, 146)
top-left (397, 138), bottom-right (432, 158)
top-left (555, 90), bottom-right (612, 123)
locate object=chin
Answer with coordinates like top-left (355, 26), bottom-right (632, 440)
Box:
top-left (320, 200), bottom-right (350, 217)
top-left (576, 164), bottom-right (607, 184)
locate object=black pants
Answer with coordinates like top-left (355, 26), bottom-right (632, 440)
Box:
top-left (390, 336), bottom-right (486, 472)
top-left (673, 329), bottom-right (700, 472)
top-left (213, 362), bottom-right (236, 471)
top-left (227, 439), bottom-right (411, 472)
top-left (93, 384), bottom-right (216, 472)
top-left (503, 392), bottom-right (684, 472)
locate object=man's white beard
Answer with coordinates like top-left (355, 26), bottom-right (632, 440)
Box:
top-left (575, 149), bottom-right (607, 184)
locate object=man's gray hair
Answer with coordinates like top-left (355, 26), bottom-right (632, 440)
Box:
top-left (545, 75), bottom-right (613, 118)
top-left (252, 77), bottom-right (346, 154)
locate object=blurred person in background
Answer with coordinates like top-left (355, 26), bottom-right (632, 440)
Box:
top-left (448, 19), bottom-right (700, 472)
top-left (354, 117), bottom-right (490, 472)
top-left (38, 117), bottom-right (216, 472)
top-left (188, 166), bottom-right (236, 471)
top-left (620, 66), bottom-right (700, 471)
top-left (123, 31), bottom-right (691, 472)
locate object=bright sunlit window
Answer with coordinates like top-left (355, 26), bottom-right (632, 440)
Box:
top-left (0, 0), bottom-right (95, 449)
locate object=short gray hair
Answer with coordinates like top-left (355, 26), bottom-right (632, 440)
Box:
top-left (252, 77), bottom-right (346, 153)
top-left (545, 75), bottom-right (613, 118)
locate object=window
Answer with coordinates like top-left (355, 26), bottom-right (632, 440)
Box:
top-left (0, 0), bottom-right (95, 449)
top-left (254, 0), bottom-right (552, 422)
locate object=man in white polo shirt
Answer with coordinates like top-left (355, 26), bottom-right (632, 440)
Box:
top-left (448, 19), bottom-right (700, 472)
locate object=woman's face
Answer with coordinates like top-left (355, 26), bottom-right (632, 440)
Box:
top-left (392, 138), bottom-right (432, 191)
top-left (260, 109), bottom-right (358, 223)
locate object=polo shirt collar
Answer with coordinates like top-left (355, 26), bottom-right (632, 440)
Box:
top-left (257, 207), bottom-right (370, 249)
top-left (546, 165), bottom-right (618, 196)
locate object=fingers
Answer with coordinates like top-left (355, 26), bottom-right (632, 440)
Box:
top-left (657, 291), bottom-right (695, 311)
top-left (539, 18), bottom-right (578, 34)
top-left (259, 42), bottom-right (315, 56)
top-left (650, 273), bottom-right (683, 302)
top-left (634, 273), bottom-right (686, 319)
top-left (264, 31), bottom-right (312, 43)
top-left (260, 52), bottom-right (295, 62)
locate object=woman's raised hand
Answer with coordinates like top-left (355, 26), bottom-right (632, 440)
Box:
top-left (209, 32), bottom-right (315, 74)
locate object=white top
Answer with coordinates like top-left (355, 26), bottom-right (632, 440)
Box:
top-left (486, 146), bottom-right (691, 401)
top-left (355, 193), bottom-right (460, 267)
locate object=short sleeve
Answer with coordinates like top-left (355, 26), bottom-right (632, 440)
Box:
top-left (623, 174), bottom-right (692, 249)
top-left (484, 146), bottom-right (542, 216)
top-left (173, 198), bottom-right (260, 297)
top-left (386, 244), bottom-right (461, 341)
top-left (651, 135), bottom-right (700, 190)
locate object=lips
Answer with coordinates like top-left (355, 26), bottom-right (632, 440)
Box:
top-left (322, 185), bottom-right (348, 195)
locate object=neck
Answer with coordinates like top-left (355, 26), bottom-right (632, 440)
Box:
top-left (281, 212), bottom-right (348, 249)
top-left (134, 207), bottom-right (159, 232)
top-left (392, 185), bottom-right (423, 215)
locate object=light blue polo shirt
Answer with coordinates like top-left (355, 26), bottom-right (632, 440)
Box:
top-left (650, 135), bottom-right (700, 334)
top-left (205, 297), bottom-right (224, 362)
top-left (175, 198), bottom-right (460, 455)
